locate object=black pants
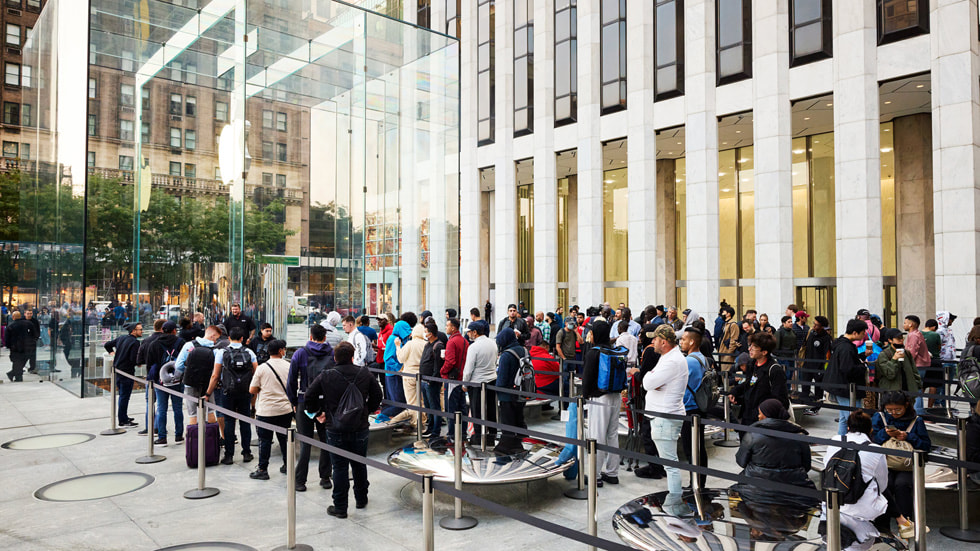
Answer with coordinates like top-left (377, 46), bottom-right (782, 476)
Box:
top-left (8, 352), bottom-right (27, 380)
top-left (256, 412), bottom-right (292, 470)
top-left (680, 415), bottom-right (708, 488)
top-left (886, 469), bottom-right (915, 519)
top-left (467, 385), bottom-right (497, 439)
top-left (495, 400), bottom-right (526, 454)
top-left (295, 408), bottom-right (331, 484)
top-left (217, 392), bottom-right (252, 456)
top-left (326, 429), bottom-right (370, 513)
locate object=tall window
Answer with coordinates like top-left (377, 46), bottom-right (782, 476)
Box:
top-left (120, 120), bottom-right (134, 141)
top-left (791, 0), bottom-right (832, 65)
top-left (120, 84), bottom-right (134, 107)
top-left (185, 130), bottom-right (197, 150)
top-left (5, 63), bottom-right (20, 86)
top-left (603, 161), bottom-right (629, 305)
top-left (169, 161), bottom-right (181, 176)
top-left (718, 143), bottom-right (756, 311)
top-left (477, 0), bottom-right (495, 145)
top-left (118, 155), bottom-right (134, 171)
top-left (600, 0), bottom-right (626, 113)
top-left (6, 24), bottom-right (19, 46)
top-left (446, 0), bottom-right (460, 38)
top-left (88, 114), bottom-right (98, 136)
top-left (141, 122), bottom-right (149, 143)
top-left (716, 0), bottom-right (752, 84)
top-left (20, 103), bottom-right (30, 126)
top-left (185, 96), bottom-right (197, 117)
top-left (3, 102), bottom-right (18, 125)
top-left (169, 93), bottom-right (182, 115)
top-left (654, 0), bottom-right (684, 100)
top-left (184, 164), bottom-right (196, 179)
top-left (276, 112), bottom-right (287, 131)
top-left (517, 166), bottom-right (534, 308)
top-left (215, 101), bottom-right (229, 121)
top-left (142, 87), bottom-right (150, 109)
top-left (88, 78), bottom-right (97, 98)
top-left (554, 0), bottom-right (577, 125)
top-left (514, 0), bottom-right (533, 136)
top-left (877, 0), bottom-right (929, 44)
top-left (417, 0), bottom-right (431, 28)
top-left (88, 152), bottom-right (95, 167)
top-left (170, 127), bottom-right (181, 148)
top-left (263, 109), bottom-right (274, 128)
top-left (276, 174), bottom-right (287, 187)
top-left (276, 142), bottom-right (287, 162)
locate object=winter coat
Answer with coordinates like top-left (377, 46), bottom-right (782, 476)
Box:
top-left (874, 344), bottom-right (921, 393)
top-left (776, 326), bottom-right (798, 357)
top-left (824, 336), bottom-right (866, 398)
top-left (495, 328), bottom-right (525, 402)
top-left (4, 318), bottom-right (33, 353)
top-left (733, 417), bottom-right (818, 507)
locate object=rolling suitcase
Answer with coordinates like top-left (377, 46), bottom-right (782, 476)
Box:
top-left (185, 422), bottom-right (220, 468)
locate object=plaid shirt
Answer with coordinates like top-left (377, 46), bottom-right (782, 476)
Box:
top-left (535, 321), bottom-right (551, 343)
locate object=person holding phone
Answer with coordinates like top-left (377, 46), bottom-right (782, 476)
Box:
top-left (871, 392), bottom-right (931, 538)
top-left (875, 328), bottom-right (921, 393)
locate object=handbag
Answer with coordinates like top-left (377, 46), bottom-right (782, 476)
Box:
top-left (878, 412), bottom-right (916, 471)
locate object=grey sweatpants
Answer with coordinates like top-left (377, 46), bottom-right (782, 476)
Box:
top-left (587, 392), bottom-right (621, 477)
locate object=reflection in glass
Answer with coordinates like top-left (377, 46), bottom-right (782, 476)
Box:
top-left (716, 0), bottom-right (751, 84)
top-left (655, 0), bottom-right (683, 100)
top-left (600, 0), bottom-right (626, 113)
top-left (517, 173), bottom-right (534, 309)
top-left (603, 156), bottom-right (628, 305)
top-left (478, 0), bottom-right (495, 144)
top-left (790, 0), bottom-right (832, 64)
top-left (878, 0), bottom-right (929, 43)
top-left (514, 0), bottom-right (533, 136)
top-left (554, 0), bottom-right (576, 125)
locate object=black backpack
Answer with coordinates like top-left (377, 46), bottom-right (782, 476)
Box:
top-left (220, 347), bottom-right (253, 395)
top-left (820, 435), bottom-right (870, 505)
top-left (957, 355), bottom-right (980, 401)
top-left (330, 370), bottom-right (366, 429)
top-left (183, 345), bottom-right (215, 392)
top-left (304, 347), bottom-right (334, 388)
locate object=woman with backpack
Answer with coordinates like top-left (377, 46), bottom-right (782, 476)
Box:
top-left (871, 391), bottom-right (931, 539)
top-left (822, 411), bottom-right (889, 551)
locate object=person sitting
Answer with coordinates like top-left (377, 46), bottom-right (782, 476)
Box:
top-left (871, 391), bottom-right (931, 539)
top-left (824, 411), bottom-right (889, 551)
top-left (732, 399), bottom-right (818, 508)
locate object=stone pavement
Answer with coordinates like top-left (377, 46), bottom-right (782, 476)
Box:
top-left (0, 352), bottom-right (974, 550)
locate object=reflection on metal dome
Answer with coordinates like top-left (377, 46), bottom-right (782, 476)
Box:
top-left (154, 543), bottom-right (258, 551)
top-left (387, 438), bottom-right (573, 484)
top-left (2, 433), bottom-right (95, 450)
top-left (34, 472), bottom-right (154, 502)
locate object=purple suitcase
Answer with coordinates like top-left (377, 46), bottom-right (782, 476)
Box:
top-left (185, 422), bottom-right (220, 468)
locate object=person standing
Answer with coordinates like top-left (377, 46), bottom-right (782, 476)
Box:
top-left (643, 325), bottom-right (689, 517)
top-left (145, 321), bottom-right (185, 445)
top-left (628, 324), bottom-right (666, 480)
top-left (824, 320), bottom-right (869, 435)
top-left (391, 322), bottom-right (427, 430)
top-left (441, 318), bottom-right (469, 437)
top-left (248, 323), bottom-right (275, 366)
top-left (248, 339), bottom-right (294, 480)
top-left (4, 312), bottom-right (32, 382)
top-left (903, 315), bottom-right (932, 415)
top-left (775, 316), bottom-right (798, 389)
top-left (461, 320), bottom-right (498, 445)
top-left (303, 342), bottom-right (383, 518)
top-left (343, 316), bottom-right (371, 368)
top-left (717, 305), bottom-right (740, 366)
top-left (581, 320), bottom-right (622, 486)
top-left (494, 327), bottom-right (528, 455)
top-left (286, 324), bottom-right (335, 492)
top-left (678, 327), bottom-right (708, 489)
top-left (731, 332), bottom-right (789, 428)
top-left (484, 300), bottom-right (493, 324)
top-left (875, 328), bottom-right (920, 393)
top-left (206, 327), bottom-right (258, 465)
top-left (497, 304), bottom-right (529, 346)
top-left (23, 309), bottom-right (39, 374)
top-left (223, 302), bottom-right (256, 342)
top-left (419, 319), bottom-right (447, 439)
top-left (104, 322), bottom-right (144, 428)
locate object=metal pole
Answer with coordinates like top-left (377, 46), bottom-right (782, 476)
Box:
top-left (913, 450), bottom-right (927, 551)
top-left (273, 428), bottom-right (312, 551)
top-left (826, 488), bottom-right (842, 551)
top-left (564, 396), bottom-right (588, 499)
top-left (422, 474), bottom-right (435, 551)
top-left (440, 411), bottom-right (478, 530)
top-left (940, 417), bottom-right (980, 542)
top-left (416, 372), bottom-right (423, 442)
top-left (551, 361), bottom-right (564, 421)
top-left (184, 397), bottom-right (219, 499)
top-left (943, 374), bottom-right (954, 418)
top-left (714, 376), bottom-right (738, 447)
top-left (480, 381), bottom-right (488, 452)
top-left (848, 383), bottom-right (858, 409)
top-left (586, 438), bottom-right (598, 551)
top-left (100, 366), bottom-right (126, 435)
top-left (136, 380), bottom-right (165, 463)
top-left (691, 415), bottom-right (705, 520)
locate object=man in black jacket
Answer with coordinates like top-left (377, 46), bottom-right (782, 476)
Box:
top-left (5, 312), bottom-right (33, 381)
top-left (497, 304), bottom-right (529, 346)
top-left (823, 319), bottom-right (868, 435)
top-left (23, 309), bottom-right (40, 374)
top-left (146, 322), bottom-right (185, 445)
top-left (135, 319), bottom-right (166, 435)
top-left (105, 322), bottom-right (144, 427)
top-left (731, 332), bottom-right (789, 428)
top-left (304, 342), bottom-right (382, 519)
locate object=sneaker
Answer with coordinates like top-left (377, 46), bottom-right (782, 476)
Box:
top-left (138, 429), bottom-right (149, 435)
top-left (320, 478), bottom-right (332, 489)
top-left (898, 519), bottom-right (930, 539)
top-left (242, 452), bottom-right (254, 463)
top-left (121, 421), bottom-right (139, 428)
top-left (420, 430), bottom-right (433, 439)
top-left (600, 474), bottom-right (620, 485)
top-left (153, 437), bottom-right (167, 446)
top-left (175, 434), bottom-right (184, 443)
top-left (373, 413), bottom-right (391, 424)
top-left (249, 469), bottom-right (270, 480)
top-left (221, 454), bottom-right (234, 465)
top-left (803, 408), bottom-right (819, 416)
top-left (355, 497), bottom-right (368, 509)
top-left (295, 482), bottom-right (307, 492)
top-left (327, 505), bottom-right (347, 519)
top-left (634, 465), bottom-right (665, 480)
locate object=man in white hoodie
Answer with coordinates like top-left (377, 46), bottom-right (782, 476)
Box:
top-left (344, 315), bottom-right (370, 367)
top-left (320, 311), bottom-right (345, 349)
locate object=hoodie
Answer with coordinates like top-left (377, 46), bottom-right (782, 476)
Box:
top-left (495, 328), bottom-right (525, 402)
top-left (384, 320), bottom-right (413, 372)
top-left (937, 311), bottom-right (957, 361)
top-left (582, 321), bottom-right (612, 399)
top-left (147, 333), bottom-right (184, 384)
top-left (396, 324), bottom-right (427, 374)
top-left (286, 340), bottom-right (334, 406)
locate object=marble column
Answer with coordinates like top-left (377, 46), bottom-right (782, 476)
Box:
top-left (493, 0), bottom-right (518, 310)
top-left (753, 0), bottom-right (795, 318)
top-left (533, 0), bottom-right (559, 313)
top-left (894, 114), bottom-right (936, 320)
top-left (575, 0), bottom-right (604, 305)
top-left (931, 0), bottom-right (980, 343)
top-left (656, 160), bottom-right (678, 305)
top-left (832, 0), bottom-right (883, 333)
top-left (458, 0), bottom-right (482, 312)
top-left (626, 1), bottom-right (658, 307)
top-left (684, 0), bottom-right (721, 311)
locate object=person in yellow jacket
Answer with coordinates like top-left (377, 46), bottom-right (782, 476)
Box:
top-left (389, 323), bottom-right (428, 430)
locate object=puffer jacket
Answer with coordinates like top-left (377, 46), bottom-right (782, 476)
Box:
top-left (396, 324), bottom-right (427, 374)
top-left (733, 417), bottom-right (818, 507)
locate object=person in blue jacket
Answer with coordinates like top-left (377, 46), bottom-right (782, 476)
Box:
top-left (871, 391), bottom-right (931, 537)
top-left (376, 315), bottom-right (415, 421)
top-left (494, 327), bottom-right (527, 455)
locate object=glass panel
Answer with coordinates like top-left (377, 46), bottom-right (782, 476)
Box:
top-left (738, 148), bottom-right (754, 280)
top-left (882, 0), bottom-right (921, 33)
top-left (517, 179), bottom-right (534, 296)
top-left (880, 122), bottom-right (896, 278)
top-left (794, 0), bottom-right (822, 23)
top-left (603, 165), bottom-right (628, 283)
top-left (718, 0), bottom-right (743, 47)
top-left (655, 2), bottom-right (676, 65)
top-left (791, 137), bottom-right (810, 278)
top-left (656, 66), bottom-right (676, 95)
top-left (811, 132), bottom-right (836, 278)
top-left (675, 158), bottom-right (687, 282)
top-left (718, 149), bottom-right (738, 280)
top-left (719, 46), bottom-right (743, 78)
top-left (794, 22), bottom-right (823, 57)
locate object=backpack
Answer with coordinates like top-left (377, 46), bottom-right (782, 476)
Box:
top-left (183, 345), bottom-right (215, 392)
top-left (820, 435), bottom-right (871, 505)
top-left (686, 354), bottom-right (720, 415)
top-left (330, 370), bottom-right (366, 429)
top-left (304, 346), bottom-right (334, 387)
top-left (253, 339), bottom-right (271, 365)
top-left (219, 347), bottom-right (253, 395)
top-left (157, 346), bottom-right (181, 387)
top-left (957, 355), bottom-right (980, 401)
top-left (505, 348), bottom-right (536, 400)
top-left (597, 346), bottom-right (629, 393)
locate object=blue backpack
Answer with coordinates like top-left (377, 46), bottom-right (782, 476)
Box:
top-left (597, 346), bottom-right (629, 393)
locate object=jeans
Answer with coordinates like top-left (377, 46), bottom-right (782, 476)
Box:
top-left (117, 375), bottom-right (134, 425)
top-left (217, 391), bottom-right (252, 456)
top-left (295, 407), bottom-right (331, 484)
top-left (421, 381), bottom-right (443, 436)
top-left (652, 417), bottom-right (684, 510)
top-left (154, 386), bottom-right (184, 438)
top-left (444, 384), bottom-right (466, 437)
top-left (914, 369), bottom-right (928, 415)
top-left (256, 412), bottom-right (292, 470)
top-left (326, 429), bottom-right (370, 512)
top-left (779, 359), bottom-right (796, 391)
top-left (835, 394), bottom-right (851, 436)
top-left (380, 375), bottom-right (406, 418)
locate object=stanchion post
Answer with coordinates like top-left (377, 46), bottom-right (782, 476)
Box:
top-left (826, 488), bottom-right (842, 551)
top-left (551, 362), bottom-right (564, 421)
top-left (273, 428), bottom-right (312, 551)
top-left (849, 383), bottom-right (858, 409)
top-left (440, 411), bottom-right (478, 530)
top-left (422, 474), bottom-right (435, 551)
top-left (913, 449), bottom-right (927, 551)
top-left (586, 438), bottom-right (598, 551)
top-left (564, 396), bottom-right (588, 500)
top-left (714, 376), bottom-right (738, 447)
top-left (100, 367), bottom-right (126, 435)
top-left (184, 397), bottom-right (219, 499)
top-left (691, 415), bottom-right (705, 520)
top-left (480, 381), bottom-right (488, 452)
top-left (136, 380), bottom-right (165, 464)
top-left (416, 373), bottom-right (424, 442)
top-left (940, 417), bottom-right (980, 542)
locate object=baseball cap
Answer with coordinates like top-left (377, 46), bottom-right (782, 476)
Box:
top-left (856, 308), bottom-right (871, 317)
top-left (652, 324), bottom-right (676, 342)
top-left (883, 328), bottom-right (905, 341)
top-left (161, 321), bottom-right (177, 333)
